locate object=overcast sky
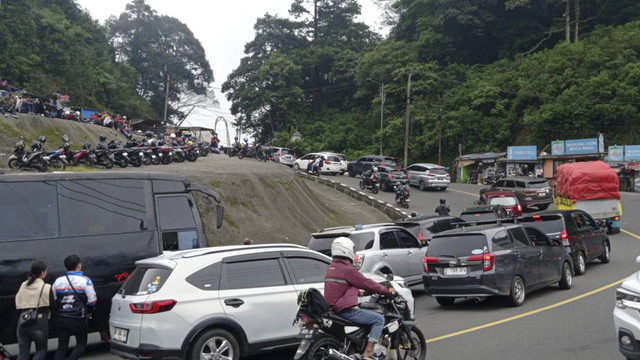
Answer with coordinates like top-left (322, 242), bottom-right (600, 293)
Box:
top-left (75, 0), bottom-right (387, 140)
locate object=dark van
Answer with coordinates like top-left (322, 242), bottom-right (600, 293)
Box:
top-left (0, 172), bottom-right (223, 344)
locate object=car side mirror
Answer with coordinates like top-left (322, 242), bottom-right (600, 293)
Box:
top-left (216, 205), bottom-right (224, 229)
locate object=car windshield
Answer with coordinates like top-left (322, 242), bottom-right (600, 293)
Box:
top-left (526, 181), bottom-right (549, 189)
top-left (460, 212), bottom-right (497, 222)
top-left (489, 197), bottom-right (517, 206)
top-left (428, 234), bottom-right (488, 257)
top-left (520, 215), bottom-right (564, 233)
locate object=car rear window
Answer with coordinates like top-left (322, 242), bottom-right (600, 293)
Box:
top-left (308, 231), bottom-right (375, 255)
top-left (428, 234), bottom-right (488, 257)
top-left (460, 212), bottom-right (496, 222)
top-left (327, 156), bottom-right (340, 162)
top-left (520, 215), bottom-right (564, 233)
top-left (120, 266), bottom-right (173, 296)
top-left (526, 181), bottom-right (550, 189)
top-left (489, 197), bottom-right (517, 206)
top-left (429, 168), bottom-right (447, 175)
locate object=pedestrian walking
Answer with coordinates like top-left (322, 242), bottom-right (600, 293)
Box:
top-left (15, 261), bottom-right (51, 360)
top-left (51, 255), bottom-right (97, 360)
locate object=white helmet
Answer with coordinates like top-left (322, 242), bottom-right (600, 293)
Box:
top-left (372, 166), bottom-right (378, 172)
top-left (331, 237), bottom-right (355, 263)
top-left (170, 133), bottom-right (176, 138)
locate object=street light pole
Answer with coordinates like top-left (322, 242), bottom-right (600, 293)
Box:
top-left (367, 78), bottom-right (384, 156)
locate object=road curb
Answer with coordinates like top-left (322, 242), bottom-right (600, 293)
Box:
top-left (296, 171), bottom-right (408, 220)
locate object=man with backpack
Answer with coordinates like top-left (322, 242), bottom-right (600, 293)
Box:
top-left (324, 237), bottom-right (396, 360)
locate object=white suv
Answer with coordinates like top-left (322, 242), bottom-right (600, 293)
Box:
top-left (614, 255), bottom-right (640, 359)
top-left (109, 244), bottom-right (332, 360)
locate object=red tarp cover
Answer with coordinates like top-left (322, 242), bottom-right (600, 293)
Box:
top-left (555, 161), bottom-right (620, 201)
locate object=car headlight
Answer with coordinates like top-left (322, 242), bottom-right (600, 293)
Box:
top-left (616, 288), bottom-right (640, 310)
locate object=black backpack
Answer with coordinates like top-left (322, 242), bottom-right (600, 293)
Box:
top-left (318, 158), bottom-right (324, 168)
top-left (293, 288), bottom-right (329, 324)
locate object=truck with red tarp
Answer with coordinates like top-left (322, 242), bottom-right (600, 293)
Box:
top-left (554, 161), bottom-right (622, 233)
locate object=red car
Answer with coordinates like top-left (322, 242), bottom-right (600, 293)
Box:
top-left (477, 191), bottom-right (522, 217)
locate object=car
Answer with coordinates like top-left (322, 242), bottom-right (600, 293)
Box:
top-left (109, 244), bottom-right (332, 360)
top-left (270, 146), bottom-right (296, 166)
top-left (293, 152), bottom-right (346, 175)
top-left (347, 155), bottom-right (400, 177)
top-left (404, 163), bottom-right (451, 191)
top-left (614, 256), bottom-right (640, 360)
top-left (480, 177), bottom-right (553, 210)
top-left (0, 172), bottom-right (223, 345)
top-left (459, 205), bottom-right (510, 224)
top-left (423, 223), bottom-right (573, 307)
top-left (476, 191), bottom-right (522, 217)
top-left (376, 165), bottom-right (410, 192)
top-left (520, 210), bottom-right (611, 275)
top-left (394, 215), bottom-right (465, 244)
top-left (308, 223), bottom-right (426, 286)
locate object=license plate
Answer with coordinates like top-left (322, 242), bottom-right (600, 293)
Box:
top-left (139, 152), bottom-right (144, 156)
top-left (122, 152), bottom-right (128, 156)
top-left (444, 267), bottom-right (467, 276)
top-left (158, 153), bottom-right (163, 157)
top-left (297, 328), bottom-right (317, 339)
top-left (113, 327), bottom-right (128, 343)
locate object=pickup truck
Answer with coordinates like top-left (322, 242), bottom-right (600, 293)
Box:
top-left (554, 161), bottom-right (622, 233)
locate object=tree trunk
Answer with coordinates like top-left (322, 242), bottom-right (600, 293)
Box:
top-left (565, 0), bottom-right (571, 42)
top-left (404, 73), bottom-right (412, 169)
top-left (574, 0), bottom-right (580, 42)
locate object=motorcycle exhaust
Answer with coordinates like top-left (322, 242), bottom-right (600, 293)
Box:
top-left (327, 348), bottom-right (353, 360)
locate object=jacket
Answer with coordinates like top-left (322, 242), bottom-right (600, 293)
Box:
top-left (51, 271), bottom-right (97, 319)
top-left (15, 278), bottom-right (51, 310)
top-left (324, 257), bottom-right (389, 313)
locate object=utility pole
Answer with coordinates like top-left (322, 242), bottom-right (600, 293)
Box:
top-left (404, 72), bottom-right (413, 169)
top-left (438, 106), bottom-right (443, 165)
top-left (366, 78), bottom-right (385, 155)
top-left (163, 72), bottom-right (170, 123)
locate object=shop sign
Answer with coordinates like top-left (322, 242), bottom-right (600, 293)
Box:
top-left (608, 145), bottom-right (624, 162)
top-left (551, 140), bottom-right (564, 155)
top-left (564, 138), bottom-right (598, 154)
top-left (625, 145), bottom-right (640, 161)
top-left (507, 146), bottom-right (537, 160)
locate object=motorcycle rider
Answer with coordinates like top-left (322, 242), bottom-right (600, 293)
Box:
top-left (309, 155), bottom-right (322, 174)
top-left (395, 180), bottom-right (409, 202)
top-left (435, 198), bottom-right (451, 216)
top-left (324, 237), bottom-right (396, 360)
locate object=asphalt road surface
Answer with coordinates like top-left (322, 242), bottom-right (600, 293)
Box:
top-left (11, 172), bottom-right (639, 360)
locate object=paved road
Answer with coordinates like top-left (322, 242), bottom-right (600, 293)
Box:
top-left (13, 172), bottom-right (639, 359)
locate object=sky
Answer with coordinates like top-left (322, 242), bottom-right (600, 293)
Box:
top-left (75, 0), bottom-right (388, 144)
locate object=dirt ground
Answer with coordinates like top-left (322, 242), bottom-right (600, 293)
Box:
top-left (0, 116), bottom-right (390, 245)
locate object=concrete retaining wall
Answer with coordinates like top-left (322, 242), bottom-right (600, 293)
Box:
top-left (297, 172), bottom-right (409, 220)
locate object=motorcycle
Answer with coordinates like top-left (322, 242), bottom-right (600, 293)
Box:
top-left (293, 273), bottom-right (426, 360)
top-left (64, 138), bottom-right (97, 167)
top-left (484, 171), bottom-right (505, 185)
top-left (360, 175), bottom-right (379, 194)
top-left (46, 145), bottom-right (68, 171)
top-left (394, 182), bottom-right (410, 209)
top-left (108, 139), bottom-right (137, 168)
top-left (8, 139), bottom-right (48, 172)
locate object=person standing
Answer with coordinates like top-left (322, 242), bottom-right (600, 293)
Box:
top-left (15, 261), bottom-right (51, 360)
top-left (51, 255), bottom-right (97, 360)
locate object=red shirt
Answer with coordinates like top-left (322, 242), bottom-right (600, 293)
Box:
top-left (324, 257), bottom-right (389, 313)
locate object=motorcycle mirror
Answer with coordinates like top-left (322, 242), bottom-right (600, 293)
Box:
top-left (216, 205), bottom-right (224, 229)
top-left (62, 134), bottom-right (70, 142)
top-left (201, 194), bottom-right (212, 206)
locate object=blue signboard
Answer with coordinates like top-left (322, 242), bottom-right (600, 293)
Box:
top-left (608, 146), bottom-right (624, 162)
top-left (564, 138), bottom-right (598, 154)
top-left (626, 145), bottom-right (640, 161)
top-left (551, 140), bottom-right (564, 156)
top-left (507, 146), bottom-right (537, 160)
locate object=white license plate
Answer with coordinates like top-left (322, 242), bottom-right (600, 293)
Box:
top-left (444, 267), bottom-right (467, 276)
top-left (113, 327), bottom-right (128, 343)
top-left (139, 152), bottom-right (144, 156)
top-left (158, 153), bottom-right (163, 157)
top-left (297, 328), bottom-right (317, 339)
top-left (123, 152), bottom-right (128, 156)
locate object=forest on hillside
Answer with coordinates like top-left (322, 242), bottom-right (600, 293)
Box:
top-left (1, 0), bottom-right (639, 165)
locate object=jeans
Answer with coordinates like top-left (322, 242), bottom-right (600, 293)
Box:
top-left (0, 107), bottom-right (16, 115)
top-left (339, 307), bottom-right (385, 344)
top-left (16, 313), bottom-right (48, 360)
top-left (54, 316), bottom-right (88, 360)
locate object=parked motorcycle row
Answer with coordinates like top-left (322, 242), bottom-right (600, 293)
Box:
top-left (225, 138), bottom-right (271, 161)
top-left (7, 131), bottom-right (210, 171)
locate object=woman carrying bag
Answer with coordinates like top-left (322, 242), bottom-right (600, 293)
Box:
top-left (14, 261), bottom-right (51, 360)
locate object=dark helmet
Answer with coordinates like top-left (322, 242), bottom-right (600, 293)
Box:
top-left (440, 198), bottom-right (446, 204)
top-left (37, 135), bottom-right (46, 143)
top-left (62, 134), bottom-right (70, 143)
top-left (99, 134), bottom-right (107, 142)
top-left (145, 131), bottom-right (153, 138)
top-left (126, 134), bottom-right (132, 140)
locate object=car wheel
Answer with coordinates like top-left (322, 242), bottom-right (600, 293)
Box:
top-left (575, 252), bottom-right (586, 275)
top-left (419, 181), bottom-right (426, 191)
top-left (339, 170), bottom-right (345, 176)
top-left (507, 276), bottom-right (526, 307)
top-left (189, 329), bottom-right (239, 360)
top-left (538, 204), bottom-right (550, 210)
top-left (304, 334), bottom-right (342, 360)
top-left (436, 297), bottom-right (455, 306)
top-left (558, 262), bottom-right (573, 290)
top-left (599, 242), bottom-right (611, 263)
top-left (380, 181), bottom-right (388, 192)
top-left (440, 187), bottom-right (446, 191)
top-left (293, 163), bottom-right (300, 171)
top-left (348, 169), bottom-right (355, 177)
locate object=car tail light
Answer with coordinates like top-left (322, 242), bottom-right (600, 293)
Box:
top-left (524, 190), bottom-right (537, 194)
top-left (427, 172), bottom-right (436, 177)
top-left (324, 161), bottom-right (332, 164)
top-left (417, 230), bottom-right (423, 243)
top-left (423, 256), bottom-right (439, 273)
top-left (561, 229), bottom-right (571, 246)
top-left (388, 174), bottom-right (393, 179)
top-left (294, 154), bottom-right (297, 158)
top-left (407, 174), bottom-right (411, 178)
top-left (517, 204), bottom-right (522, 212)
top-left (354, 254), bottom-right (364, 269)
top-left (278, 153), bottom-right (284, 156)
top-left (468, 253), bottom-right (495, 271)
top-left (130, 300), bottom-right (177, 314)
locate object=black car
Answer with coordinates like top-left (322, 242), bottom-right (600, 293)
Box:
top-left (394, 215), bottom-right (465, 244)
top-left (520, 210), bottom-right (610, 275)
top-left (423, 223), bottom-right (573, 307)
top-left (347, 155), bottom-right (399, 177)
top-left (459, 205), bottom-right (510, 224)
top-left (376, 165), bottom-right (410, 192)
top-left (479, 177), bottom-right (553, 210)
